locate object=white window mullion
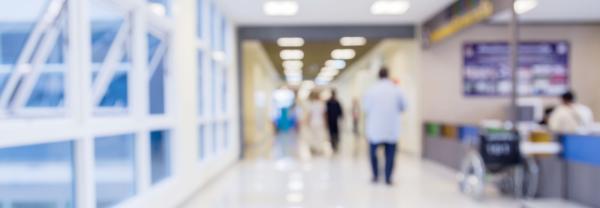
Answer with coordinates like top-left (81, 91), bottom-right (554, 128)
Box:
top-left (131, 6), bottom-right (151, 191)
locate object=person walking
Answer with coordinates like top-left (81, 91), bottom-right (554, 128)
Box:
top-left (303, 91), bottom-right (330, 156)
top-left (362, 68), bottom-right (406, 186)
top-left (325, 89), bottom-right (344, 153)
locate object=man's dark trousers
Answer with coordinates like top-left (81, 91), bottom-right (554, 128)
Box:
top-left (369, 142), bottom-right (397, 184)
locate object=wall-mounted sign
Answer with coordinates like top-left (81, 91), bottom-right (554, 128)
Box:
top-left (463, 41), bottom-right (570, 96)
top-left (422, 0), bottom-right (495, 47)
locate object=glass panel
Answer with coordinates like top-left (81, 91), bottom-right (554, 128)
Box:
top-left (198, 125), bottom-right (205, 159)
top-left (95, 134), bottom-right (136, 208)
top-left (148, 34), bottom-right (166, 115)
top-left (209, 2), bottom-right (218, 49)
top-left (98, 71), bottom-right (128, 108)
top-left (150, 130), bottom-right (171, 184)
top-left (210, 60), bottom-right (217, 115)
top-left (196, 0), bottom-right (203, 39)
top-left (91, 0), bottom-right (131, 109)
top-left (0, 0), bottom-right (68, 110)
top-left (212, 123), bottom-right (218, 154)
top-left (220, 16), bottom-right (226, 52)
top-left (223, 122), bottom-right (229, 149)
top-left (197, 51), bottom-right (204, 116)
top-left (26, 72), bottom-right (64, 107)
top-left (220, 66), bottom-right (227, 113)
top-left (0, 141), bottom-right (75, 208)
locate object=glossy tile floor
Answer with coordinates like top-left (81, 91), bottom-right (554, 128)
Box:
top-left (181, 131), bottom-right (588, 208)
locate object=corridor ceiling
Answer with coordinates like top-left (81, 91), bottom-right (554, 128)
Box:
top-left (218, 0), bottom-right (600, 26)
top-left (218, 0), bottom-right (454, 26)
top-left (261, 40), bottom-right (380, 80)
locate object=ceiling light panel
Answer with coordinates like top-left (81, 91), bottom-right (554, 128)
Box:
top-left (278, 37), bottom-right (304, 47)
top-left (371, 0), bottom-right (410, 15)
top-left (331, 49), bottom-right (356, 60)
top-left (340, 37), bottom-right (367, 46)
top-left (283, 60), bottom-right (303, 69)
top-left (514, 0), bottom-right (538, 14)
top-left (264, 1), bottom-right (299, 16)
top-left (280, 49), bottom-right (304, 60)
top-left (325, 60), bottom-right (346, 69)
top-left (284, 68), bottom-right (302, 75)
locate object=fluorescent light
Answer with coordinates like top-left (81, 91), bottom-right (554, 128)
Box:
top-left (283, 60), bottom-right (303, 70)
top-left (514, 0), bottom-right (538, 14)
top-left (277, 37), bottom-right (304, 47)
top-left (340, 37), bottom-right (367, 46)
top-left (325, 60), bottom-right (346, 69)
top-left (280, 49), bottom-right (304, 60)
top-left (264, 1), bottom-right (298, 16)
top-left (331, 49), bottom-right (356, 60)
top-left (371, 0), bottom-right (410, 15)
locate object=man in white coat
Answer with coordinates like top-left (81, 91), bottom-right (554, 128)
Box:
top-left (362, 68), bottom-right (406, 186)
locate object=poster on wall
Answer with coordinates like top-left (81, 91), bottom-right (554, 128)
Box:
top-left (463, 41), bottom-right (569, 96)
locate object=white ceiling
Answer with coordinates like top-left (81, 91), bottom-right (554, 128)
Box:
top-left (218, 0), bottom-right (600, 26)
top-left (218, 0), bottom-right (455, 26)
top-left (492, 0), bottom-right (600, 23)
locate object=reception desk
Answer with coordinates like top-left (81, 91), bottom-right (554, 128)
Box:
top-left (422, 122), bottom-right (600, 207)
top-left (561, 134), bottom-right (600, 207)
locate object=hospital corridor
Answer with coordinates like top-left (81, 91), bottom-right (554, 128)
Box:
top-left (1, 0), bottom-right (600, 208)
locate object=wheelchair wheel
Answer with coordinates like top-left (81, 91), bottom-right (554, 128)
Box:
top-left (497, 157), bottom-right (540, 198)
top-left (518, 157), bottom-right (539, 198)
top-left (459, 151), bottom-right (486, 200)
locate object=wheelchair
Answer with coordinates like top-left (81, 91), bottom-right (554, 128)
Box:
top-left (458, 130), bottom-right (539, 200)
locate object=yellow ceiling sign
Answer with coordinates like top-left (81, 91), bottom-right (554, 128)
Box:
top-left (427, 0), bottom-right (495, 44)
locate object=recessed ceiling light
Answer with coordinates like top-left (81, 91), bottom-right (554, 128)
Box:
top-left (371, 0), bottom-right (410, 15)
top-left (331, 49), bottom-right (356, 60)
top-left (514, 0), bottom-right (538, 14)
top-left (340, 37), bottom-right (367, 46)
top-left (278, 37), bottom-right (304, 47)
top-left (283, 60), bottom-right (303, 70)
top-left (325, 60), bottom-right (346, 69)
top-left (264, 1), bottom-right (299, 16)
top-left (280, 49), bottom-right (304, 60)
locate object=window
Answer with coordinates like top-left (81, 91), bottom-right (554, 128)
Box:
top-left (150, 130), bottom-right (171, 184)
top-left (95, 134), bottom-right (136, 208)
top-left (196, 0), bottom-right (204, 39)
top-left (148, 33), bottom-right (168, 115)
top-left (197, 51), bottom-right (204, 116)
top-left (0, 141), bottom-right (75, 207)
top-left (220, 66), bottom-right (228, 114)
top-left (91, 0), bottom-right (132, 111)
top-left (209, 2), bottom-right (219, 50)
top-left (212, 123), bottom-right (218, 154)
top-left (220, 16), bottom-right (227, 53)
top-left (221, 122), bottom-right (228, 149)
top-left (210, 60), bottom-right (217, 115)
top-left (198, 125), bottom-right (205, 159)
top-left (0, 0), bottom-right (69, 112)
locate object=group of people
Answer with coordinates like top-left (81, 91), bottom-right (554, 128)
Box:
top-left (297, 68), bottom-right (407, 186)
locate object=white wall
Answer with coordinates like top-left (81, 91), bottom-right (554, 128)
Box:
top-left (241, 41), bottom-right (282, 158)
top-left (421, 24), bottom-right (600, 124)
